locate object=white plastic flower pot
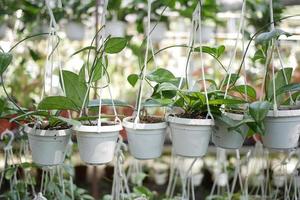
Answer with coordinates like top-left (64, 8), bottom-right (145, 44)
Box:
top-left (196, 24), bottom-right (214, 43)
top-left (145, 22), bottom-right (167, 43)
top-left (106, 20), bottom-right (126, 37)
top-left (192, 173), bottom-right (204, 186)
top-left (273, 175), bottom-right (285, 188)
top-left (212, 113), bottom-right (247, 149)
top-left (65, 22), bottom-right (85, 41)
top-left (262, 110), bottom-right (300, 150)
top-left (123, 116), bottom-right (167, 160)
top-left (168, 116), bottom-right (214, 157)
top-left (73, 122), bottom-right (122, 165)
top-left (0, 24), bottom-right (8, 39)
top-left (25, 124), bottom-right (71, 166)
top-left (153, 162), bottom-right (169, 185)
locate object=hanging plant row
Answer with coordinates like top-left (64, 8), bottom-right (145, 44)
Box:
top-left (1, 0), bottom-right (300, 168)
top-left (2, 0), bottom-right (300, 199)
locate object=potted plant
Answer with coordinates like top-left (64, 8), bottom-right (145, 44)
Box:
top-left (0, 33), bottom-right (79, 166)
top-left (62, 0), bottom-right (94, 41)
top-left (105, 0), bottom-right (127, 38)
top-left (230, 26), bottom-right (300, 149)
top-left (40, 33), bottom-right (128, 164)
top-left (131, 65), bottom-right (246, 157)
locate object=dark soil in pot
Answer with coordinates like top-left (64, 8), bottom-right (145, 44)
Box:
top-left (129, 116), bottom-right (164, 123)
top-left (28, 123), bottom-right (71, 130)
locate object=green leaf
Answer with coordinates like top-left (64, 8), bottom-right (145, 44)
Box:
top-left (133, 186), bottom-right (153, 198)
top-left (156, 82), bottom-right (178, 93)
top-left (91, 59), bottom-right (104, 82)
top-left (52, 116), bottom-right (81, 127)
top-left (208, 98), bottom-right (245, 105)
top-left (220, 74), bottom-right (239, 88)
top-left (38, 96), bottom-right (79, 111)
top-left (267, 67), bottom-right (292, 104)
top-left (228, 117), bottom-right (255, 132)
top-left (249, 101), bottom-right (270, 122)
top-left (62, 70), bottom-right (88, 108)
top-left (29, 48), bottom-right (42, 61)
top-left (231, 85), bottom-right (257, 100)
top-left (70, 46), bottom-right (96, 57)
top-left (78, 64), bottom-right (86, 83)
top-left (146, 68), bottom-right (175, 83)
top-left (216, 45), bottom-right (226, 58)
top-left (20, 162), bottom-right (33, 169)
top-left (0, 52), bottom-right (12, 75)
top-left (127, 74), bottom-right (139, 87)
top-left (252, 49), bottom-right (266, 62)
top-left (256, 29), bottom-right (292, 44)
top-left (104, 37), bottom-right (127, 54)
top-left (5, 167), bottom-right (15, 180)
top-left (276, 83), bottom-right (300, 97)
top-left (0, 98), bottom-right (5, 116)
top-left (194, 45), bottom-right (225, 58)
top-left (147, 98), bottom-right (173, 107)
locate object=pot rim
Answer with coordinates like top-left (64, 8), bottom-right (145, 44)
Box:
top-left (267, 109), bottom-right (300, 117)
top-left (24, 123), bottom-right (71, 136)
top-left (224, 112), bottom-right (244, 121)
top-left (73, 121), bottom-right (122, 133)
top-left (122, 116), bottom-right (167, 130)
top-left (167, 115), bottom-right (214, 126)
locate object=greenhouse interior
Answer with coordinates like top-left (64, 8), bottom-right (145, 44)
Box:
top-left (3, 0), bottom-right (300, 199)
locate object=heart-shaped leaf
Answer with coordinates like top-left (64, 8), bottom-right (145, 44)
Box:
top-left (249, 101), bottom-right (270, 122)
top-left (146, 68), bottom-right (175, 83)
top-left (0, 52), bottom-right (12, 75)
top-left (127, 74), bottom-right (139, 87)
top-left (38, 96), bottom-right (79, 111)
top-left (104, 37), bottom-right (127, 54)
top-left (256, 29), bottom-right (292, 44)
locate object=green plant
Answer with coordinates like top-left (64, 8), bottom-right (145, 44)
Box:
top-left (35, 29), bottom-right (129, 124)
top-left (230, 27), bottom-right (300, 136)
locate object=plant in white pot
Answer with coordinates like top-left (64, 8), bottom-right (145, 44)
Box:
top-left (105, 0), bottom-right (127, 37)
top-left (230, 26), bottom-right (300, 149)
top-left (0, 33), bottom-right (79, 166)
top-left (123, 1), bottom-right (168, 160)
top-left (62, 0), bottom-right (94, 41)
top-left (42, 30), bottom-right (128, 164)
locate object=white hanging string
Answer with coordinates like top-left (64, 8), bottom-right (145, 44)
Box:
top-left (177, 16), bottom-right (196, 90)
top-left (275, 45), bottom-right (294, 104)
top-left (42, 0), bottom-right (67, 100)
top-left (97, 0), bottom-right (109, 131)
top-left (222, 0), bottom-right (246, 99)
top-left (197, 1), bottom-right (213, 119)
top-left (269, 0), bottom-right (279, 116)
top-left (134, 0), bottom-right (152, 125)
top-left (111, 136), bottom-right (131, 199)
top-left (78, 0), bottom-right (120, 128)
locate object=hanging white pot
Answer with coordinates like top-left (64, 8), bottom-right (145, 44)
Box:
top-left (65, 22), bottom-right (85, 41)
top-left (153, 162), bottom-right (169, 185)
top-left (123, 116), bottom-right (167, 160)
top-left (272, 175), bottom-right (285, 188)
top-left (145, 22), bottom-right (167, 43)
top-left (196, 24), bottom-right (214, 43)
top-left (105, 20), bottom-right (126, 37)
top-left (192, 173), bottom-right (204, 186)
top-left (73, 122), bottom-right (122, 165)
top-left (0, 24), bottom-right (8, 39)
top-left (25, 124), bottom-right (71, 166)
top-left (168, 116), bottom-right (213, 157)
top-left (212, 112), bottom-right (247, 149)
top-left (262, 110), bottom-right (300, 150)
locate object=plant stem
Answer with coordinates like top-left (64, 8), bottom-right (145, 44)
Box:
top-left (232, 14), bottom-right (300, 87)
